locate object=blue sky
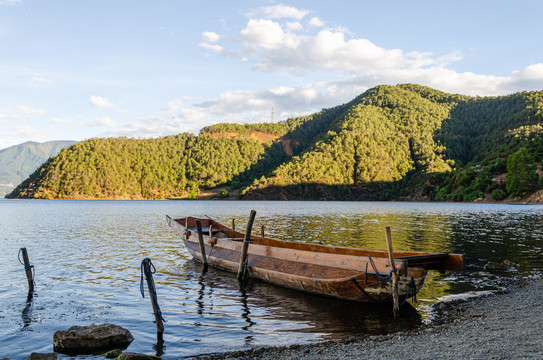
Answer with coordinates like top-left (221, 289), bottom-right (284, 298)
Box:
top-left (1, 0), bottom-right (543, 150)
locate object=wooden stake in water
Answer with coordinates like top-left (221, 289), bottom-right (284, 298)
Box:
top-left (185, 217), bottom-right (190, 239)
top-left (385, 227), bottom-right (400, 317)
top-left (141, 258), bottom-right (165, 341)
top-left (195, 219), bottom-right (209, 271)
top-left (261, 225), bottom-right (265, 237)
top-left (232, 218), bottom-right (236, 231)
top-left (19, 248), bottom-right (34, 293)
top-left (237, 210), bottom-right (256, 281)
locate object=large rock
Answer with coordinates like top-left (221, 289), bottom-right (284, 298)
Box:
top-left (53, 323), bottom-right (133, 355)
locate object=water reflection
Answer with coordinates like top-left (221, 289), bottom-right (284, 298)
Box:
top-left (172, 260), bottom-right (421, 341)
top-left (238, 287), bottom-right (255, 346)
top-left (21, 292), bottom-right (34, 330)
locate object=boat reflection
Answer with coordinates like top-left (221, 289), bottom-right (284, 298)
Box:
top-left (21, 292), bottom-right (34, 331)
top-left (169, 260), bottom-right (421, 341)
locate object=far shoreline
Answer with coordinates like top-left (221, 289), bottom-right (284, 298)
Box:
top-left (4, 196), bottom-right (543, 205)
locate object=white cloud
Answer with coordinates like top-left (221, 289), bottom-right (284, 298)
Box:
top-left (89, 116), bottom-right (116, 127)
top-left (202, 31), bottom-right (220, 43)
top-left (90, 95), bottom-right (116, 108)
top-left (0, 112), bottom-right (21, 120)
top-left (29, 76), bottom-right (52, 84)
top-left (199, 42), bottom-right (223, 53)
top-left (199, 32), bottom-right (224, 53)
top-left (52, 117), bottom-right (73, 125)
top-left (246, 4), bottom-right (309, 20)
top-left (0, 0), bottom-right (22, 5)
top-left (10, 125), bottom-right (41, 138)
top-left (286, 21), bottom-right (303, 31)
top-left (0, 105), bottom-right (46, 123)
top-left (309, 17), bottom-right (325, 27)
top-left (241, 19), bottom-right (291, 51)
top-left (17, 105), bottom-right (46, 116)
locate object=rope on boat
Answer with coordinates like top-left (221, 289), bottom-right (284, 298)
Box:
top-left (351, 278), bottom-right (381, 302)
top-left (368, 255), bottom-right (397, 280)
top-left (400, 278), bottom-right (418, 305)
top-left (18, 248), bottom-right (35, 281)
top-left (140, 258), bottom-right (165, 322)
top-left (368, 256), bottom-right (418, 306)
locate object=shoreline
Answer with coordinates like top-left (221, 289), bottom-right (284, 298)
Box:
top-left (193, 277), bottom-right (543, 360)
top-left (4, 197), bottom-right (543, 205)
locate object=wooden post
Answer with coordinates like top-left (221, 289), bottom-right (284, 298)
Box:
top-left (19, 248), bottom-right (34, 293)
top-left (142, 258), bottom-right (165, 341)
top-left (232, 218), bottom-right (236, 231)
top-left (195, 219), bottom-right (208, 271)
top-left (385, 227), bottom-right (400, 316)
top-left (261, 225), bottom-right (265, 237)
top-left (237, 210), bottom-right (257, 281)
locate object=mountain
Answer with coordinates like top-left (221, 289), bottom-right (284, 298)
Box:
top-left (7, 84), bottom-right (543, 201)
top-left (0, 140), bottom-right (76, 197)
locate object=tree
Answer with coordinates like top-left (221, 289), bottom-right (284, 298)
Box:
top-left (506, 147), bottom-right (539, 196)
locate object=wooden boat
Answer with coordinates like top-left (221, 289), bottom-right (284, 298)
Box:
top-left (166, 215), bottom-right (464, 303)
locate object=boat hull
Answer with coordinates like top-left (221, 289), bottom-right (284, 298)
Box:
top-left (166, 216), bottom-right (445, 303)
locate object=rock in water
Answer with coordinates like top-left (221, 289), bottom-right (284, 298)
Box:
top-left (26, 354), bottom-right (57, 360)
top-left (53, 323), bottom-right (134, 355)
top-left (103, 349), bottom-right (123, 358)
top-left (117, 353), bottom-right (161, 360)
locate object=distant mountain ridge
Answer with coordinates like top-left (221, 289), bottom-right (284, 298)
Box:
top-left (0, 140), bottom-right (76, 197)
top-left (7, 84), bottom-right (543, 201)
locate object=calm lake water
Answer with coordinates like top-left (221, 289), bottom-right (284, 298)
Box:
top-left (1, 200), bottom-right (542, 359)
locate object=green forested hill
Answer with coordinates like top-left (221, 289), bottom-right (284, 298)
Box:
top-left (7, 84), bottom-right (543, 201)
top-left (0, 140), bottom-right (76, 197)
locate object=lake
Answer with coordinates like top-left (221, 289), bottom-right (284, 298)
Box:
top-left (1, 200), bottom-right (542, 359)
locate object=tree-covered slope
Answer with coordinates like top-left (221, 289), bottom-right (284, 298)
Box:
top-left (7, 84), bottom-right (543, 201)
top-left (243, 85), bottom-right (467, 194)
top-left (7, 135), bottom-right (266, 199)
top-left (0, 140), bottom-right (76, 197)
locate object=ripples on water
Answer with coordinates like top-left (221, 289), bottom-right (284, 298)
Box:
top-left (1, 200), bottom-right (542, 359)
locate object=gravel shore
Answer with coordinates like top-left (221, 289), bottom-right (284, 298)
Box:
top-left (194, 277), bottom-right (543, 360)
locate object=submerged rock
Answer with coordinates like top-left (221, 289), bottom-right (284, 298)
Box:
top-left (26, 354), bottom-right (57, 360)
top-left (484, 259), bottom-right (512, 271)
top-left (53, 323), bottom-right (133, 355)
top-left (117, 353), bottom-right (161, 360)
top-left (103, 349), bottom-right (123, 358)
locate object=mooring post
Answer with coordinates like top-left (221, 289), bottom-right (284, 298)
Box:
top-left (261, 224), bottom-right (265, 237)
top-left (237, 210), bottom-right (257, 281)
top-left (141, 258), bottom-right (165, 341)
top-left (185, 217), bottom-right (190, 239)
top-left (385, 227), bottom-right (400, 317)
top-left (232, 218), bottom-right (236, 231)
top-left (195, 219), bottom-right (209, 271)
top-left (19, 247), bottom-right (34, 293)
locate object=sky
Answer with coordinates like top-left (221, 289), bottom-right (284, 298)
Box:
top-left (1, 0), bottom-right (543, 150)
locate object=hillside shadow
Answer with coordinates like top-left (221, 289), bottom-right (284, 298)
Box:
top-left (240, 182), bottom-right (405, 201)
top-left (436, 93), bottom-right (534, 166)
